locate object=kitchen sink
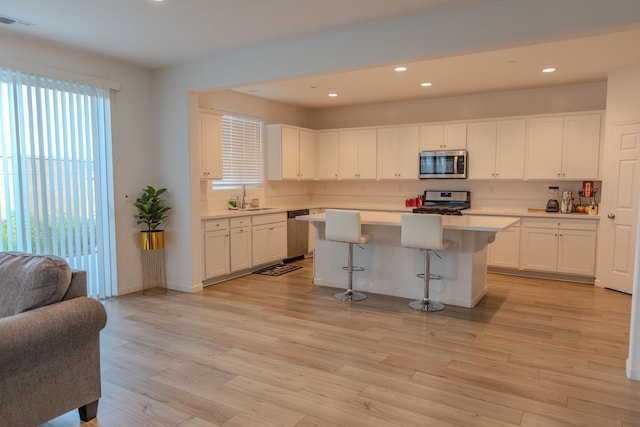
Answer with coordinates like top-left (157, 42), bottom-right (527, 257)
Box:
top-left (239, 207), bottom-right (275, 211)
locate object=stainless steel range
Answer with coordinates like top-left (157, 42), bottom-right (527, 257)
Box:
top-left (412, 190), bottom-right (470, 215)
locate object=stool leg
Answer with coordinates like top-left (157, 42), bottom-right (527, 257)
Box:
top-left (409, 249), bottom-right (445, 312)
top-left (335, 243), bottom-right (367, 302)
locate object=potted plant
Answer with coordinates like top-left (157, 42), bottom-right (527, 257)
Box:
top-left (134, 186), bottom-right (171, 250)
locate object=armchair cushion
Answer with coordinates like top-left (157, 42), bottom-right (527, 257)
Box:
top-left (0, 252), bottom-right (72, 319)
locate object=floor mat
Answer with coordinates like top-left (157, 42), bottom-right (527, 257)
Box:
top-left (254, 264), bottom-right (302, 276)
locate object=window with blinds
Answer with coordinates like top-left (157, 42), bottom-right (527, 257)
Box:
top-left (0, 67), bottom-right (116, 299)
top-left (220, 115), bottom-right (263, 187)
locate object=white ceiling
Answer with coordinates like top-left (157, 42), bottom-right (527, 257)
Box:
top-left (1, 0), bottom-right (640, 108)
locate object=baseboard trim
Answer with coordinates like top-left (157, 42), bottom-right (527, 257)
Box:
top-left (488, 267), bottom-right (595, 284)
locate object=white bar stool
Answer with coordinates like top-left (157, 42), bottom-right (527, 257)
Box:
top-left (401, 214), bottom-right (451, 312)
top-left (325, 209), bottom-right (371, 302)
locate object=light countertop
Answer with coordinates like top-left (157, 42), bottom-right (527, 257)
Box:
top-left (298, 211), bottom-right (520, 232)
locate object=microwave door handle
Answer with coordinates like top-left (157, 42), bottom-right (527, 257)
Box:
top-left (453, 155), bottom-right (458, 175)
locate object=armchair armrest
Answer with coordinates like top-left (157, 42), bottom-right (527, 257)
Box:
top-left (0, 297), bottom-right (107, 365)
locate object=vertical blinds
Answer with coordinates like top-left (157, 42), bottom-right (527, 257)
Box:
top-left (0, 67), bottom-right (116, 299)
top-left (220, 115), bottom-right (262, 186)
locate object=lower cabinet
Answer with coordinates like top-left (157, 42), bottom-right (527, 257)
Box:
top-left (203, 219), bottom-right (230, 279)
top-left (203, 214), bottom-right (287, 281)
top-left (230, 217), bottom-right (252, 272)
top-left (252, 213), bottom-right (287, 266)
top-left (520, 218), bottom-right (597, 276)
top-left (487, 224), bottom-right (521, 269)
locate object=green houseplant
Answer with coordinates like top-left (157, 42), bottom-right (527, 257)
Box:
top-left (134, 186), bottom-right (171, 250)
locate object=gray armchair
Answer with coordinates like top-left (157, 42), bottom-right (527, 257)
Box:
top-left (0, 252), bottom-right (108, 426)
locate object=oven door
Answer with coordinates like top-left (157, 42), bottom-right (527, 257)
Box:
top-left (419, 150), bottom-right (467, 178)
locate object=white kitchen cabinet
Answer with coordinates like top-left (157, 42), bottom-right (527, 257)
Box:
top-left (252, 213), bottom-right (287, 266)
top-left (266, 124), bottom-right (316, 180)
top-left (199, 111), bottom-right (223, 180)
top-left (526, 114), bottom-right (601, 180)
top-left (203, 219), bottom-right (230, 279)
top-left (338, 129), bottom-right (377, 179)
top-left (230, 217), bottom-right (252, 272)
top-left (520, 218), bottom-right (597, 276)
top-left (377, 126), bottom-right (419, 179)
top-left (467, 120), bottom-right (526, 179)
top-left (488, 224), bottom-right (521, 269)
top-left (316, 131), bottom-right (340, 179)
top-left (419, 123), bottom-right (467, 151)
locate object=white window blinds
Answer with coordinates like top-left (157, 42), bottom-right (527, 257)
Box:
top-left (0, 67), bottom-right (116, 299)
top-left (220, 115), bottom-right (262, 186)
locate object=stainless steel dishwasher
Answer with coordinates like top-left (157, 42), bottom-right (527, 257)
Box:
top-left (286, 209), bottom-right (309, 261)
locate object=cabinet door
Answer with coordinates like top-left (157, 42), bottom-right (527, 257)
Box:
top-left (268, 222), bottom-right (288, 261)
top-left (298, 129), bottom-right (316, 180)
top-left (281, 126), bottom-right (300, 179)
top-left (557, 229), bottom-right (596, 275)
top-left (444, 123), bottom-right (467, 149)
top-left (520, 226), bottom-right (558, 272)
top-left (200, 113), bottom-right (222, 179)
top-left (252, 224), bottom-right (270, 266)
top-left (338, 130), bottom-right (359, 179)
top-left (419, 124), bottom-right (444, 151)
top-left (377, 128), bottom-right (400, 179)
top-left (204, 230), bottom-right (230, 278)
top-left (526, 117), bottom-right (563, 179)
top-left (398, 127), bottom-right (419, 179)
top-left (488, 226), bottom-right (520, 269)
top-left (357, 129), bottom-right (378, 179)
top-left (495, 120), bottom-right (526, 179)
top-left (316, 131), bottom-right (339, 179)
top-left (562, 114), bottom-right (601, 179)
top-left (467, 122), bottom-right (497, 179)
top-left (230, 227), bottom-right (252, 272)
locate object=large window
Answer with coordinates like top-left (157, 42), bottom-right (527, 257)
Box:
top-left (0, 67), bottom-right (116, 299)
top-left (220, 114), bottom-right (262, 187)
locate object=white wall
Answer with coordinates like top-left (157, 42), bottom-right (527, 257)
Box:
top-left (0, 31), bottom-right (155, 295)
top-left (311, 82), bottom-right (607, 129)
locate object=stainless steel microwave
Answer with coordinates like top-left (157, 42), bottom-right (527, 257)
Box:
top-left (419, 150), bottom-right (467, 179)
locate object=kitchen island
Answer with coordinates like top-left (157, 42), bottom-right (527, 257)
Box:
top-left (298, 211), bottom-right (519, 308)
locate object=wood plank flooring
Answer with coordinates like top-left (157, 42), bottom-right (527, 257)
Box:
top-left (44, 258), bottom-right (640, 426)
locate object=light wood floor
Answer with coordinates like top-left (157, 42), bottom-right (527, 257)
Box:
top-left (45, 258), bottom-right (640, 427)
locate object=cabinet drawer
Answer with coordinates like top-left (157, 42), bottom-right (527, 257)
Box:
top-left (521, 217), bottom-right (597, 231)
top-left (558, 219), bottom-right (597, 231)
top-left (230, 217), bottom-right (251, 228)
top-left (252, 212), bottom-right (286, 226)
top-left (204, 219), bottom-right (229, 231)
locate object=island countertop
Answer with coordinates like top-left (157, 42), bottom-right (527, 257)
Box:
top-left (298, 211), bottom-right (520, 232)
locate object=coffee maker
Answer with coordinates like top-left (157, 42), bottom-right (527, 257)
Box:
top-left (546, 186), bottom-right (560, 212)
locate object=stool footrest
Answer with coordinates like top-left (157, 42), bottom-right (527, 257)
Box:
top-left (342, 266), bottom-right (365, 272)
top-left (417, 273), bottom-right (443, 280)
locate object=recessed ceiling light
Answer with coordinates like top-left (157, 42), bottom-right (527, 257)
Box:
top-left (394, 66), bottom-right (408, 72)
top-left (542, 67), bottom-right (556, 73)
top-left (328, 93), bottom-right (338, 97)
top-left (420, 82), bottom-right (432, 87)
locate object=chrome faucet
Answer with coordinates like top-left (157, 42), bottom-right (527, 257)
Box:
top-left (241, 184), bottom-right (247, 209)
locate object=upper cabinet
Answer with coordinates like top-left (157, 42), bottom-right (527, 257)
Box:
top-left (338, 129), bottom-right (377, 179)
top-left (419, 123), bottom-right (467, 151)
top-left (316, 131), bottom-right (340, 180)
top-left (377, 126), bottom-right (419, 180)
top-left (266, 124), bottom-right (316, 180)
top-left (199, 112), bottom-right (223, 180)
top-left (526, 113), bottom-right (601, 180)
top-left (467, 119), bottom-right (526, 179)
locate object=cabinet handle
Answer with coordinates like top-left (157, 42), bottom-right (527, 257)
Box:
top-left (607, 213), bottom-right (616, 219)
top-left (557, 172), bottom-right (561, 177)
